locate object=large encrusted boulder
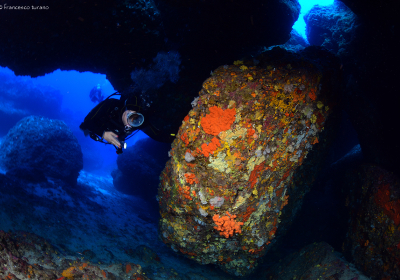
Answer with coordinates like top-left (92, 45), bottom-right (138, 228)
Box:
top-left (158, 48), bottom-right (341, 276)
top-left (0, 116), bottom-right (83, 184)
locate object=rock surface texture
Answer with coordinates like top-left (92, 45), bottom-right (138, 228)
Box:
top-left (304, 1), bottom-right (359, 58)
top-left (307, 0), bottom-right (400, 178)
top-left (0, 224), bottom-right (149, 279)
top-left (158, 48), bottom-right (341, 276)
top-left (263, 242), bottom-right (370, 279)
top-left (112, 137), bottom-right (170, 199)
top-left (343, 165), bottom-right (400, 279)
top-left (0, 0), bottom-right (300, 92)
top-left (0, 116), bottom-right (83, 184)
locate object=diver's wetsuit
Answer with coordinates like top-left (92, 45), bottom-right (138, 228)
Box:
top-left (79, 94), bottom-right (175, 146)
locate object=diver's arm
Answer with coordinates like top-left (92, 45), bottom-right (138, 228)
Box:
top-left (80, 98), bottom-right (121, 139)
top-left (80, 118), bottom-right (106, 139)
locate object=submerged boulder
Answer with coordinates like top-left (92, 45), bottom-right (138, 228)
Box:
top-left (263, 242), bottom-right (370, 279)
top-left (6, 166), bottom-right (47, 183)
top-left (304, 1), bottom-right (359, 58)
top-left (158, 48), bottom-right (341, 276)
top-left (0, 116), bottom-right (83, 184)
top-left (112, 137), bottom-right (170, 200)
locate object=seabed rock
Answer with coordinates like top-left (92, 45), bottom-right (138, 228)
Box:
top-left (0, 116), bottom-right (83, 185)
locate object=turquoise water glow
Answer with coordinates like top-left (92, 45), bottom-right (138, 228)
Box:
top-left (292, 0), bottom-right (334, 39)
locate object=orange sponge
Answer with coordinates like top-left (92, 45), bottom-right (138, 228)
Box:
top-left (62, 267), bottom-right (75, 279)
top-left (201, 106), bottom-right (236, 136)
top-left (200, 137), bottom-right (221, 157)
top-left (185, 173), bottom-right (199, 184)
top-left (213, 211), bottom-right (244, 238)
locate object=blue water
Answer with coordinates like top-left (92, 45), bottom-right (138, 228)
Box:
top-left (33, 69), bottom-right (149, 173)
top-left (292, 0), bottom-right (334, 39)
top-left (0, 66), bottom-right (149, 174)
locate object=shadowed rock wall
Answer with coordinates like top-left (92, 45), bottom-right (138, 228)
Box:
top-left (305, 0), bottom-right (400, 178)
top-left (0, 0), bottom-right (300, 139)
top-left (0, 0), bottom-right (300, 92)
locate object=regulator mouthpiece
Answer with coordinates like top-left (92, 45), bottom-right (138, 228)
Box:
top-left (127, 112), bottom-right (144, 127)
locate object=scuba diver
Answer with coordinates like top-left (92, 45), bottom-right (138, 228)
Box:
top-left (89, 84), bottom-right (104, 103)
top-left (80, 91), bottom-right (175, 154)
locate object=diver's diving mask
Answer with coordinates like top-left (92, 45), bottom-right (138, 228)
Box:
top-left (126, 111), bottom-right (144, 127)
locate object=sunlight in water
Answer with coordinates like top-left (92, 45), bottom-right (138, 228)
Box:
top-left (293, 0), bottom-right (334, 39)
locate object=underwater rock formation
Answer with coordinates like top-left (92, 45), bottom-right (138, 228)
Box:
top-left (264, 29), bottom-right (310, 53)
top-left (263, 242), bottom-right (370, 279)
top-left (0, 230), bottom-right (149, 280)
top-left (0, 70), bottom-right (63, 135)
top-left (158, 48), bottom-right (341, 276)
top-left (304, 1), bottom-right (359, 58)
top-left (343, 165), bottom-right (400, 279)
top-left (5, 166), bottom-right (47, 183)
top-left (0, 116), bottom-right (83, 185)
top-left (0, 0), bottom-right (300, 92)
top-left (112, 137), bottom-right (170, 199)
top-left (306, 0), bottom-right (399, 178)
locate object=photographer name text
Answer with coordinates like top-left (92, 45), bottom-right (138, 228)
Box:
top-left (0, 4), bottom-right (49, 10)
